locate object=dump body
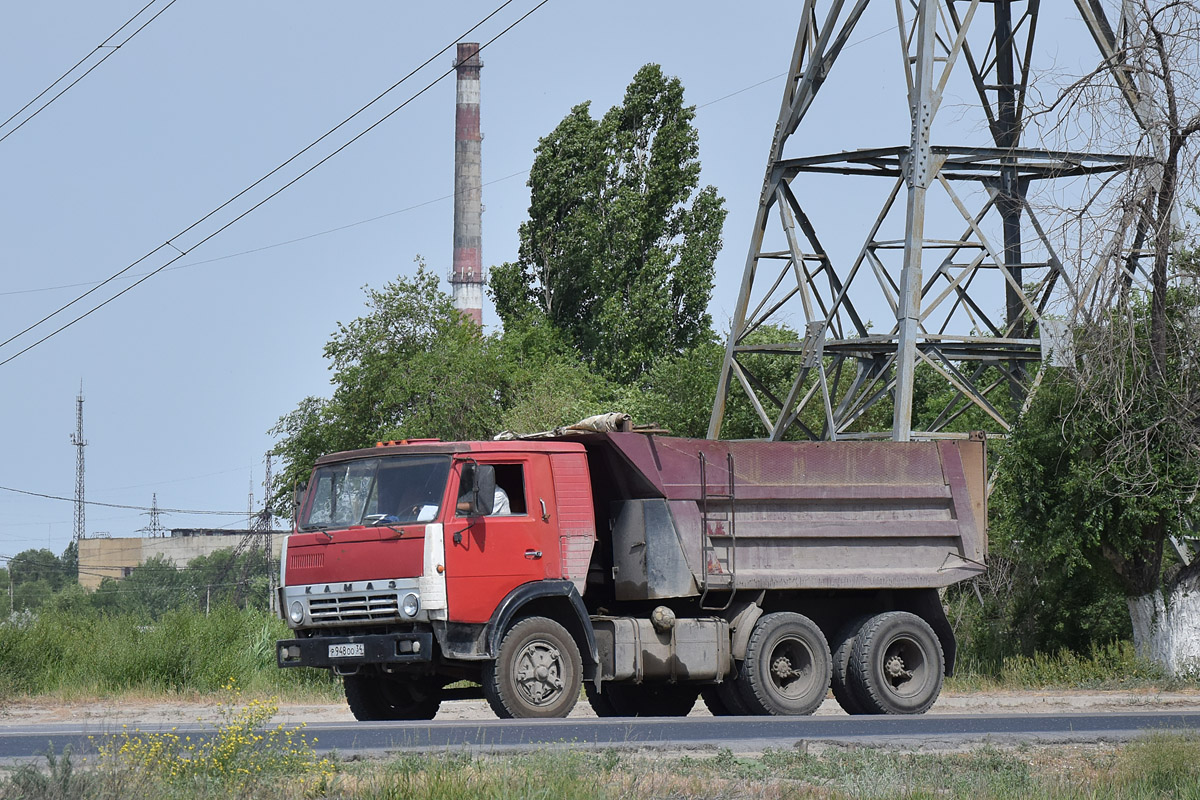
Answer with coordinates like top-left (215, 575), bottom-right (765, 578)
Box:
top-left (579, 433), bottom-right (987, 600)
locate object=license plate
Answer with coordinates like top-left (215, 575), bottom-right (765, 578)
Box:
top-left (328, 643), bottom-right (365, 659)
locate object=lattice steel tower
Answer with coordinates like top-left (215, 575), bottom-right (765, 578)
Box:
top-left (709, 1), bottom-right (1152, 442)
top-left (139, 493), bottom-right (166, 537)
top-left (70, 384), bottom-right (87, 542)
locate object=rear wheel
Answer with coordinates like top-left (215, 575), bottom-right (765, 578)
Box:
top-left (343, 674), bottom-right (441, 721)
top-left (737, 612), bottom-right (831, 716)
top-left (830, 615), bottom-right (871, 715)
top-left (701, 676), bottom-right (754, 716)
top-left (585, 682), bottom-right (699, 717)
top-left (848, 611), bottom-right (944, 715)
top-left (483, 616), bottom-right (581, 719)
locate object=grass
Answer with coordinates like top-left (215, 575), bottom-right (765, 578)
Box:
top-left (0, 606), bottom-right (340, 704)
top-left (948, 640), bottom-right (1193, 692)
top-left (7, 733), bottom-right (1200, 799)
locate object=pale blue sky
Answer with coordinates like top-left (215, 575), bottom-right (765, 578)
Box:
top-left (0, 2), bottom-right (1107, 557)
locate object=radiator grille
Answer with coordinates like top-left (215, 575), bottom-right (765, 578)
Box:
top-left (308, 592), bottom-right (399, 624)
top-left (288, 552), bottom-right (324, 570)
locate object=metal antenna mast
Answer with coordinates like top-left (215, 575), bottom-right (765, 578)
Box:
top-left (70, 384), bottom-right (87, 542)
top-left (709, 0), bottom-right (1150, 442)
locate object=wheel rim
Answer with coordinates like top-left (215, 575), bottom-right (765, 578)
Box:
top-left (878, 635), bottom-right (928, 698)
top-left (766, 634), bottom-right (817, 700)
top-left (513, 638), bottom-right (566, 708)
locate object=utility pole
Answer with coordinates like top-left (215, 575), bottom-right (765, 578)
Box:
top-left (70, 384), bottom-right (87, 543)
top-left (257, 455), bottom-right (278, 614)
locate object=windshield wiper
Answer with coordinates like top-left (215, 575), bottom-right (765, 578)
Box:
top-left (365, 514), bottom-right (405, 537)
top-left (299, 525), bottom-right (334, 539)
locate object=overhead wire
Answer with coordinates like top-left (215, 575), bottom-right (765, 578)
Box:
top-left (694, 19), bottom-right (900, 110)
top-left (0, 0), bottom-right (180, 144)
top-left (0, 0), bottom-right (548, 366)
top-left (0, 168), bottom-right (531, 298)
top-left (0, 14), bottom-right (897, 303)
top-left (0, 484), bottom-right (244, 515)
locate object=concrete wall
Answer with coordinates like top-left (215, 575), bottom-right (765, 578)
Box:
top-left (78, 533), bottom-right (286, 590)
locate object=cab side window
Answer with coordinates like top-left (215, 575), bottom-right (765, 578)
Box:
top-left (492, 464), bottom-right (527, 516)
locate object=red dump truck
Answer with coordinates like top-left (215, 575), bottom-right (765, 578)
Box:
top-left (276, 426), bottom-right (986, 719)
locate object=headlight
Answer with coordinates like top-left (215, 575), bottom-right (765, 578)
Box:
top-left (401, 593), bottom-right (420, 617)
top-left (289, 600), bottom-right (305, 624)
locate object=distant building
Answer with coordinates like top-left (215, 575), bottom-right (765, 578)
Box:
top-left (77, 528), bottom-right (284, 590)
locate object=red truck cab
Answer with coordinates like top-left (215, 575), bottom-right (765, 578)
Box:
top-left (277, 439), bottom-right (597, 719)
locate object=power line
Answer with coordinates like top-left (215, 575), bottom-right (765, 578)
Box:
top-left (0, 484), bottom-right (244, 515)
top-left (694, 20), bottom-right (900, 110)
top-left (0, 0), bottom-right (180, 144)
top-left (0, 0), bottom-right (542, 366)
top-left (0, 169), bottom-right (531, 299)
top-left (0, 15), bottom-right (895, 304)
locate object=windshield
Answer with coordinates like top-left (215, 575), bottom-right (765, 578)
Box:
top-left (300, 455), bottom-right (452, 530)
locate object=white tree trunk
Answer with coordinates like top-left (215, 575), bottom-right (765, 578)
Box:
top-left (1128, 575), bottom-right (1200, 676)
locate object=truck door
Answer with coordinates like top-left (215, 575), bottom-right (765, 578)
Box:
top-left (444, 456), bottom-right (561, 623)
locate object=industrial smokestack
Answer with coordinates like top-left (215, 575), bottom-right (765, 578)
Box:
top-left (451, 42), bottom-right (483, 326)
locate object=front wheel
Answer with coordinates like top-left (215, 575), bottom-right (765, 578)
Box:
top-left (343, 674), bottom-right (441, 721)
top-left (737, 612), bottom-right (831, 716)
top-left (848, 611), bottom-right (944, 715)
top-left (483, 616), bottom-right (582, 719)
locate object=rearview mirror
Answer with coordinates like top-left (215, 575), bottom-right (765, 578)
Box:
top-left (458, 463), bottom-right (496, 517)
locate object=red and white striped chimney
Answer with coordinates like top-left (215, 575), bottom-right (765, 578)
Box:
top-left (450, 42), bottom-right (483, 326)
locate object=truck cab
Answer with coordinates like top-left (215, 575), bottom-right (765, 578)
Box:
top-left (277, 439), bottom-right (597, 720)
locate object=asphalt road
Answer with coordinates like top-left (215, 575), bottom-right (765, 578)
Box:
top-left (3, 712), bottom-right (1200, 761)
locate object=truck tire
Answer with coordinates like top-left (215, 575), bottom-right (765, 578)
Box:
top-left (737, 612), bottom-right (831, 716)
top-left (848, 611), bottom-right (944, 715)
top-left (700, 674), bottom-right (754, 716)
top-left (830, 615), bottom-right (872, 715)
top-left (483, 616), bottom-right (582, 719)
top-left (585, 682), bottom-right (699, 717)
top-left (343, 674), bottom-right (441, 721)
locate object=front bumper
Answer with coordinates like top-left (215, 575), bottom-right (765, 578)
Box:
top-left (277, 631), bottom-right (434, 669)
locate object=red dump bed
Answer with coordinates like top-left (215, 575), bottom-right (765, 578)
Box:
top-left (581, 434), bottom-right (987, 592)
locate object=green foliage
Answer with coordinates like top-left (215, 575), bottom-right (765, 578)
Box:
top-left (82, 548), bottom-right (271, 619)
top-left (950, 639), bottom-right (1168, 691)
top-left (1117, 733), bottom-right (1200, 797)
top-left (948, 550), bottom-right (1131, 663)
top-left (0, 605), bottom-right (333, 698)
top-left (271, 261), bottom-right (508, 507)
top-left (97, 685), bottom-right (336, 792)
top-left (1, 747), bottom-right (103, 800)
top-left (993, 291), bottom-right (1200, 598)
top-left (4, 544), bottom-right (80, 612)
top-left (615, 337), bottom-right (723, 437)
top-left (492, 63), bottom-right (727, 383)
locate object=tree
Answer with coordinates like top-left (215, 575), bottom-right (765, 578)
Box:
top-left (8, 549), bottom-right (68, 592)
top-left (491, 64), bottom-right (727, 383)
top-left (996, 284), bottom-right (1200, 673)
top-left (1002, 1), bottom-right (1200, 674)
top-left (271, 261), bottom-right (509, 506)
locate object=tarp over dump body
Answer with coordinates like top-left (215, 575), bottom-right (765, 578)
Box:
top-left (572, 434), bottom-right (987, 598)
